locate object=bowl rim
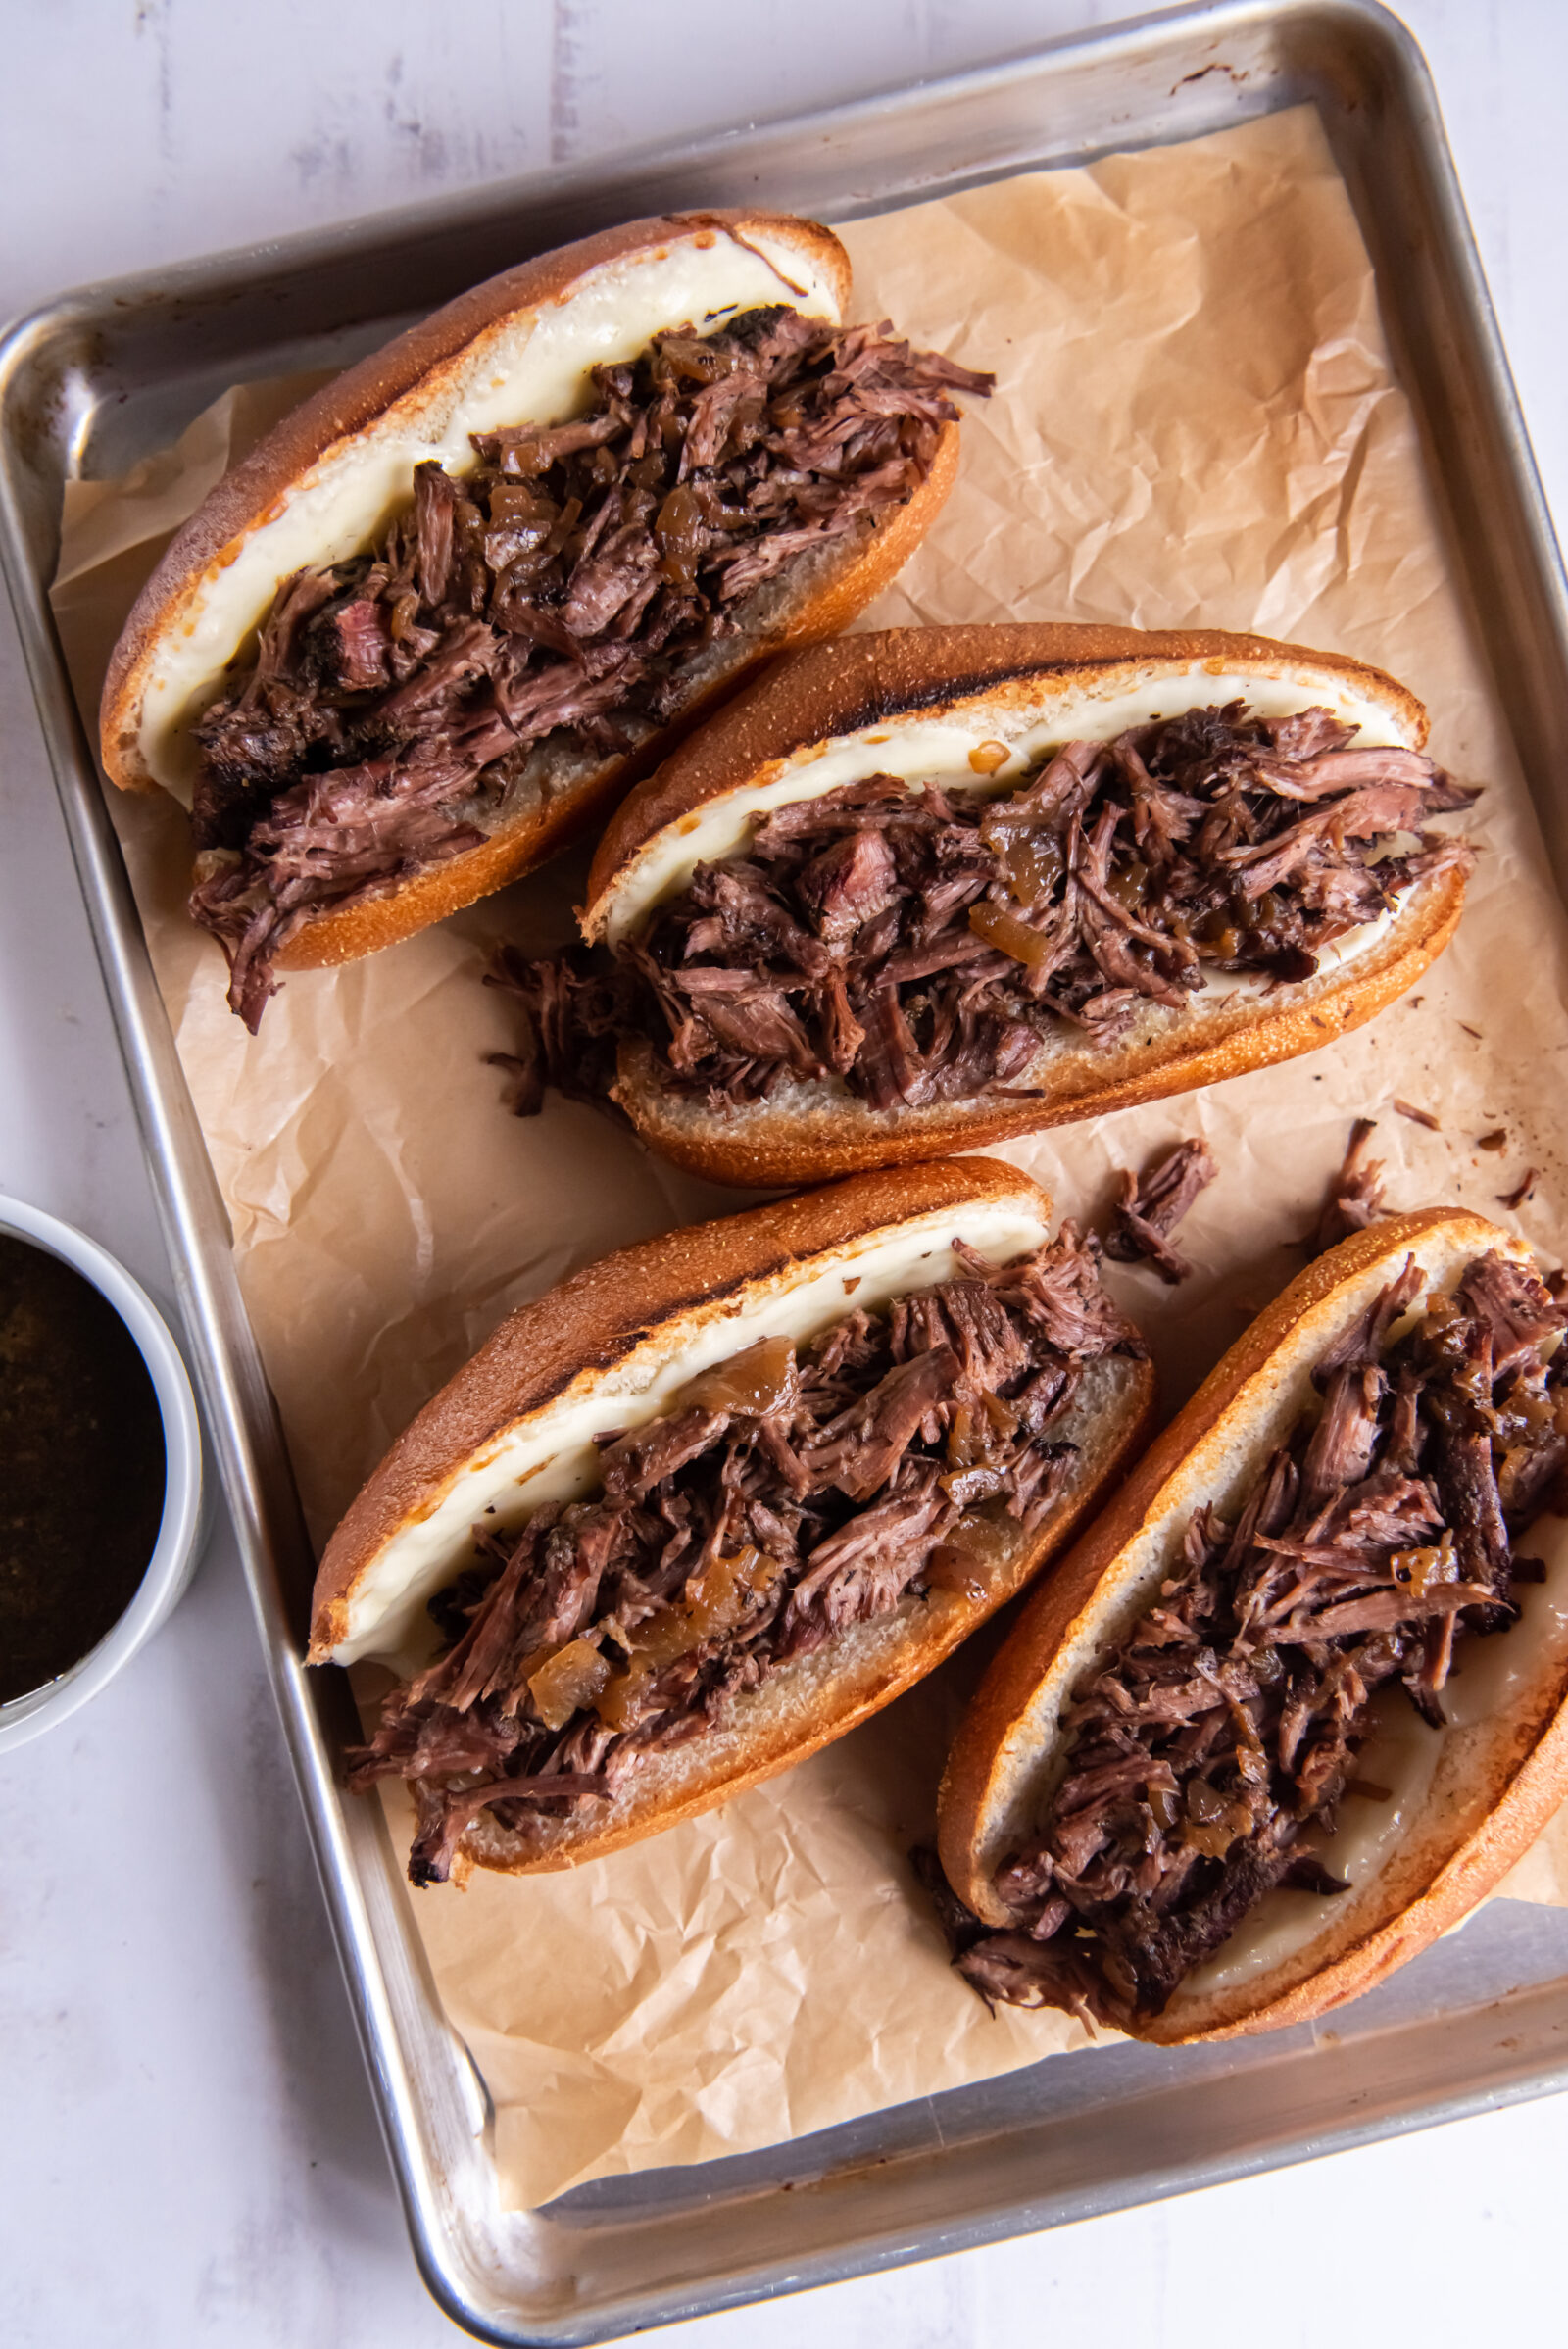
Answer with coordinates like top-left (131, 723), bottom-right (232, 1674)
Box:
top-left (0, 1194), bottom-right (205, 1752)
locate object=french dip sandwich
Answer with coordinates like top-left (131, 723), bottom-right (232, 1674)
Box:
top-left (102, 213), bottom-right (990, 1029)
top-left (500, 624), bottom-right (1475, 1186)
top-left (936, 1211), bottom-right (1568, 2041)
top-left (309, 1160), bottom-right (1153, 1885)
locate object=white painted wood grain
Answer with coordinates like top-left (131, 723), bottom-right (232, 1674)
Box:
top-left (2, 6), bottom-right (1565, 2343)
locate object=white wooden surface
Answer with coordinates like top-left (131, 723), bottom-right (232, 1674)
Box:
top-left (2, 5), bottom-right (1565, 2342)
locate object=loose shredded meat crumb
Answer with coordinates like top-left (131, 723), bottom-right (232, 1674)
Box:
top-left (495, 705), bottom-right (1475, 1118)
top-left (348, 1228), bottom-right (1145, 1886)
top-left (933, 1248), bottom-right (1568, 2026)
top-left (1313, 1117), bottom-right (1389, 1252)
top-left (1104, 1139), bottom-right (1219, 1283)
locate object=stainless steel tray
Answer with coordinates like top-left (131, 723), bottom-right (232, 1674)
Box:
top-left (5, 3), bottom-right (1568, 2339)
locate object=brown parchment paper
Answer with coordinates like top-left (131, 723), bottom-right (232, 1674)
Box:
top-left (50, 104), bottom-right (1568, 2209)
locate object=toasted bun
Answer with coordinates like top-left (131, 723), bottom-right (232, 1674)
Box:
top-left (310, 1157), bottom-right (1154, 1876)
top-left (937, 1211), bottom-right (1568, 2043)
top-left (99, 213), bottom-right (960, 972)
top-left (581, 625), bottom-right (1463, 1188)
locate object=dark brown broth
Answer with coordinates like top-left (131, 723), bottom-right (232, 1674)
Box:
top-left (0, 1234), bottom-right (166, 1702)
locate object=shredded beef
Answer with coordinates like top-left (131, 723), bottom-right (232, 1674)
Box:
top-left (348, 1227), bottom-right (1145, 1884)
top-left (187, 297), bottom-right (993, 1029)
top-left (941, 1249), bottom-right (1567, 2026)
top-left (1313, 1117), bottom-right (1389, 1251)
top-left (1105, 1139), bottom-right (1219, 1283)
top-left (910, 1843), bottom-right (997, 1960)
top-left (496, 704), bottom-right (1475, 1119)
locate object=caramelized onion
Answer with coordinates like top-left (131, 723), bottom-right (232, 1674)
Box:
top-left (946, 1393), bottom-right (1018, 1481)
top-left (1183, 1820), bottom-right (1236, 1858)
top-left (982, 1392), bottom-right (1020, 1439)
top-left (978, 804), bottom-right (1065, 907)
top-left (969, 902), bottom-right (1055, 967)
top-left (1008, 833), bottom-right (1065, 906)
top-left (686, 1545), bottom-right (778, 1639)
top-left (595, 1546), bottom-right (778, 1727)
top-left (683, 1334), bottom-right (799, 1419)
top-left (946, 1403), bottom-right (982, 1470)
top-left (1107, 858), bottom-right (1149, 912)
top-left (1186, 1779), bottom-right (1227, 1823)
top-left (488, 480), bottom-right (554, 527)
top-left (192, 848), bottom-right (241, 887)
top-left (652, 333), bottom-right (739, 385)
top-left (594, 1649), bottom-right (665, 1733)
top-left (924, 1542), bottom-right (988, 1600)
top-left (1199, 908), bottom-right (1245, 958)
top-left (968, 740), bottom-right (1010, 775)
top-left (527, 1637), bottom-right (612, 1732)
top-left (655, 484), bottom-right (708, 587)
top-left (1182, 1777), bottom-right (1251, 1857)
top-left (1393, 1533), bottom-right (1456, 1597)
top-left (387, 587), bottom-right (421, 642)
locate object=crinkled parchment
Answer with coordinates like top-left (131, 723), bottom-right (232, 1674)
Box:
top-left (50, 105), bottom-right (1568, 2210)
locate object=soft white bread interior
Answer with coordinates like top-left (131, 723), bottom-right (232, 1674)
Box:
top-left (937, 1210), bottom-right (1568, 2043)
top-left (579, 625), bottom-right (1464, 1188)
top-left (310, 1157), bottom-right (1155, 1876)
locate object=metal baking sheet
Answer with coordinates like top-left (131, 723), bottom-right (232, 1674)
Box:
top-left (4, 3), bottom-right (1568, 2339)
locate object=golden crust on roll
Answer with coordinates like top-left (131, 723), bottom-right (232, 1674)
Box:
top-left (503, 624), bottom-right (1472, 1187)
top-left (309, 1159), bottom-right (1154, 1884)
top-left (102, 214), bottom-right (985, 1025)
top-left (935, 1211), bottom-right (1568, 2043)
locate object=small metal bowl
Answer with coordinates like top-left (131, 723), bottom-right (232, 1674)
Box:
top-left (0, 1195), bottom-right (206, 1752)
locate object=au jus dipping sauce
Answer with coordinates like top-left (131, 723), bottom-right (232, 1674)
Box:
top-left (0, 1235), bottom-right (165, 1702)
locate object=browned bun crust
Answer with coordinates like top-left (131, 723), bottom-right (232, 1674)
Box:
top-left (100, 211), bottom-right (849, 794)
top-left (273, 422), bottom-right (959, 972)
top-left (612, 867), bottom-right (1463, 1187)
top-left (310, 1156), bottom-right (1156, 1878)
top-left (584, 623), bottom-right (1429, 910)
top-left (937, 1210), bottom-right (1568, 2042)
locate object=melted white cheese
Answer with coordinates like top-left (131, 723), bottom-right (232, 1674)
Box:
top-left (1181, 1506), bottom-right (1568, 2000)
top-left (333, 1190), bottom-right (1050, 1668)
top-left (597, 664), bottom-right (1408, 946)
top-left (140, 229), bottom-right (842, 805)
